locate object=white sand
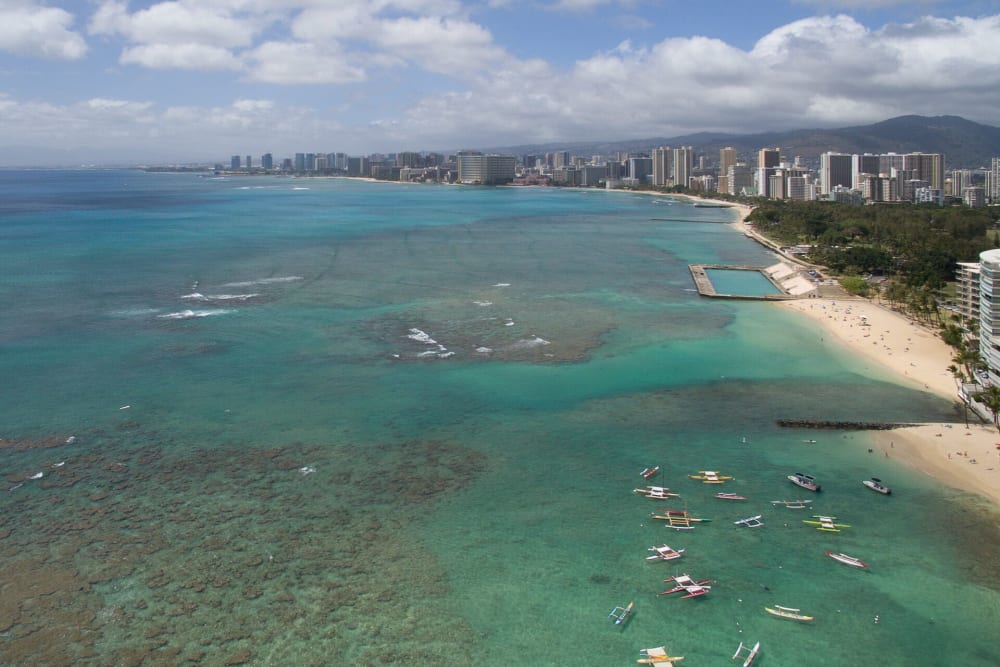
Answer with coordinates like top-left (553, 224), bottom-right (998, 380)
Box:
top-left (779, 298), bottom-right (1000, 505)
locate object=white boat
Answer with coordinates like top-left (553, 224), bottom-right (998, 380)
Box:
top-left (732, 640), bottom-right (760, 667)
top-left (734, 514), bottom-right (764, 528)
top-left (825, 551), bottom-right (869, 568)
top-left (765, 605), bottom-right (813, 622)
top-left (862, 477), bottom-right (891, 495)
top-left (634, 485), bottom-right (681, 499)
top-left (788, 472), bottom-right (821, 492)
top-left (646, 544), bottom-right (685, 561)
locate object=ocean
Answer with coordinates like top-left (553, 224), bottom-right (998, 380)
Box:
top-left (1, 170), bottom-right (997, 666)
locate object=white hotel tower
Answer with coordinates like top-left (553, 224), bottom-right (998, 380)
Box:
top-left (979, 249), bottom-right (1000, 385)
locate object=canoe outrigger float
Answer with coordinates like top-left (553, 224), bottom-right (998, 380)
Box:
top-left (803, 515), bottom-right (850, 532)
top-left (637, 646), bottom-right (684, 664)
top-left (732, 640), bottom-right (761, 667)
top-left (689, 470), bottom-right (732, 484)
top-left (634, 486), bottom-right (681, 500)
top-left (646, 544), bottom-right (685, 561)
top-left (650, 509), bottom-right (711, 530)
top-left (658, 574), bottom-right (711, 598)
top-left (609, 601), bottom-right (634, 625)
top-left (825, 551), bottom-right (869, 568)
top-left (765, 605), bottom-right (813, 622)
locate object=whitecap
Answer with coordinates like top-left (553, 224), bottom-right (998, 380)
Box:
top-left (473, 300), bottom-right (493, 307)
top-left (110, 308), bottom-right (161, 317)
top-left (510, 336), bottom-right (551, 350)
top-left (183, 293), bottom-right (259, 302)
top-left (505, 319), bottom-right (515, 327)
top-left (222, 276), bottom-right (303, 288)
top-left (417, 350), bottom-right (438, 358)
top-left (493, 283), bottom-right (511, 287)
top-left (181, 292), bottom-right (207, 301)
top-left (28, 472), bottom-right (44, 480)
top-left (293, 187), bottom-right (310, 190)
top-left (437, 351), bottom-right (455, 359)
top-left (475, 347), bottom-right (493, 354)
top-left (407, 328), bottom-right (437, 345)
top-left (298, 466), bottom-right (316, 475)
top-left (157, 309), bottom-right (233, 320)
top-left (65, 436), bottom-right (76, 444)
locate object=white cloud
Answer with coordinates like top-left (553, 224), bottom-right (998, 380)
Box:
top-left (121, 42), bottom-right (244, 70)
top-left (245, 41), bottom-right (366, 84)
top-left (90, 1), bottom-right (258, 47)
top-left (0, 2), bottom-right (87, 60)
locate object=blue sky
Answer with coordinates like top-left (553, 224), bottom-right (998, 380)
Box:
top-left (1, 0), bottom-right (998, 164)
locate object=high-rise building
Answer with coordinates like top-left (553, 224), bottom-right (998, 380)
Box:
top-left (979, 249), bottom-right (1000, 385)
top-left (231, 155), bottom-right (241, 170)
top-left (989, 158), bottom-right (1000, 203)
top-left (955, 262), bottom-right (982, 323)
top-left (727, 164), bottom-right (753, 196)
top-left (651, 147), bottom-right (672, 186)
top-left (456, 153), bottom-right (516, 185)
top-left (905, 153), bottom-right (945, 191)
top-left (261, 153), bottom-right (273, 170)
top-left (719, 147), bottom-right (737, 179)
top-left (756, 148), bottom-right (780, 197)
top-left (853, 154), bottom-right (880, 190)
top-left (245, 155), bottom-right (252, 170)
top-left (673, 146), bottom-right (694, 189)
top-left (628, 156), bottom-right (653, 184)
top-left (820, 153), bottom-right (852, 195)
top-left (964, 187), bottom-right (986, 208)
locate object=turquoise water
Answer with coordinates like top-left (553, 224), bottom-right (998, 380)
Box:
top-left (1, 172), bottom-right (997, 666)
top-left (706, 268), bottom-right (782, 297)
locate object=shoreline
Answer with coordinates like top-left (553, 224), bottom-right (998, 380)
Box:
top-left (777, 297), bottom-right (1000, 505)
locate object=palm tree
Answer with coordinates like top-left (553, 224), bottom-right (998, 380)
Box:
top-left (974, 385), bottom-right (1000, 433)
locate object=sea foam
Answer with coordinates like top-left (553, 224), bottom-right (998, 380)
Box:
top-left (222, 276), bottom-right (303, 288)
top-left (157, 309), bottom-right (233, 320)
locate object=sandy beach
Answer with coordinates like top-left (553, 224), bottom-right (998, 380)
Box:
top-left (779, 297), bottom-right (1000, 505)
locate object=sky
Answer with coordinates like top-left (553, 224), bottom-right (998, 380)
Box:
top-left (1, 0), bottom-right (999, 165)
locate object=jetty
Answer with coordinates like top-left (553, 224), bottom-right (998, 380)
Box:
top-left (776, 419), bottom-right (917, 430)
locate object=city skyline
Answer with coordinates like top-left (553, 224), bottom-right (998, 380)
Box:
top-left (1, 1), bottom-right (1000, 165)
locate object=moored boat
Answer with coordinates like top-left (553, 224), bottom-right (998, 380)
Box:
top-left (788, 472), bottom-right (821, 492)
top-left (803, 515), bottom-right (850, 532)
top-left (825, 551), bottom-right (869, 568)
top-left (714, 492), bottom-right (747, 501)
top-left (609, 601), bottom-right (634, 625)
top-left (640, 466), bottom-right (660, 479)
top-left (770, 499), bottom-right (812, 509)
top-left (732, 640), bottom-right (761, 667)
top-left (659, 574), bottom-right (711, 598)
top-left (862, 477), bottom-right (891, 495)
top-left (634, 486), bottom-right (681, 499)
top-left (765, 605), bottom-right (813, 622)
top-left (734, 514), bottom-right (764, 528)
top-left (689, 470), bottom-right (732, 484)
top-left (646, 544), bottom-right (685, 561)
top-left (637, 645), bottom-right (685, 664)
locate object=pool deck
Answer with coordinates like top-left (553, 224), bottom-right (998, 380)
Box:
top-left (689, 264), bottom-right (800, 300)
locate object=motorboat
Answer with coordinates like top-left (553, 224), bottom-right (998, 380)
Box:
top-left (825, 551), bottom-right (869, 568)
top-left (788, 472), bottom-right (820, 492)
top-left (862, 477), bottom-right (891, 495)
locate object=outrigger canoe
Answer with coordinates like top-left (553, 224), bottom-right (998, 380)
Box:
top-left (825, 551), bottom-right (869, 568)
top-left (689, 470), bottom-right (732, 484)
top-left (637, 646), bottom-right (684, 664)
top-left (732, 640), bottom-right (761, 667)
top-left (765, 605), bottom-right (813, 622)
top-left (634, 486), bottom-right (681, 499)
top-left (803, 515), bottom-right (850, 532)
top-left (714, 492), bottom-right (746, 501)
top-left (609, 601), bottom-right (634, 625)
top-left (640, 466), bottom-right (661, 479)
top-left (659, 574), bottom-right (711, 598)
top-left (650, 510), bottom-right (710, 530)
top-left (646, 544), bottom-right (685, 561)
